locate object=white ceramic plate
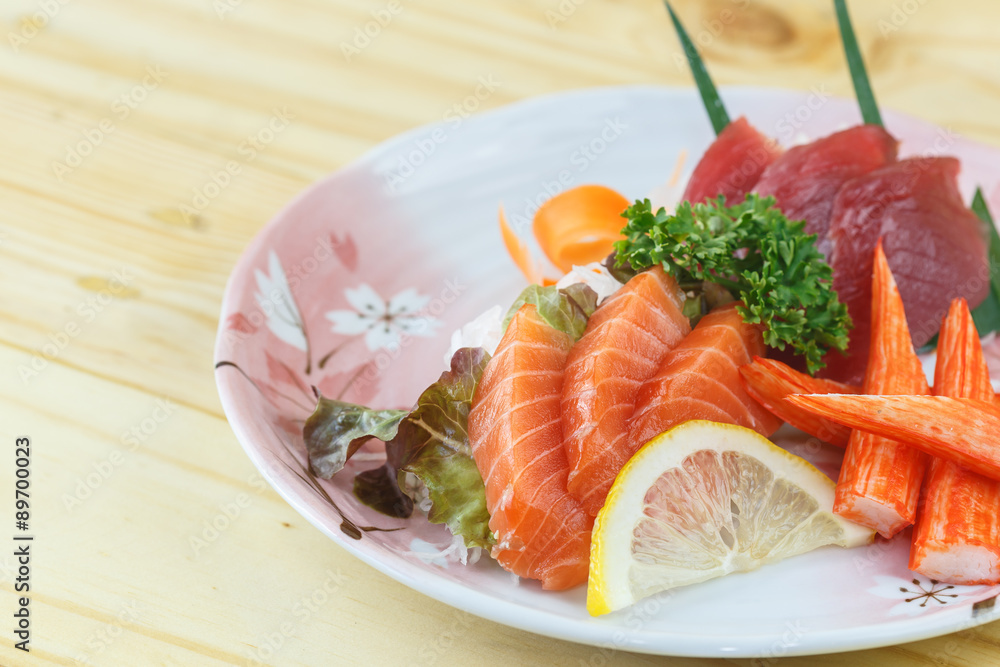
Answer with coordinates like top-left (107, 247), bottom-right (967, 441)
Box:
top-left (214, 85), bottom-right (1000, 658)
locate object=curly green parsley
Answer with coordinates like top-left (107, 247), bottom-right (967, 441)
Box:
top-left (614, 194), bottom-right (851, 373)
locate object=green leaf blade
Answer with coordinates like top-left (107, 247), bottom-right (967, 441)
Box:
top-left (834, 0), bottom-right (884, 127)
top-left (664, 1), bottom-right (730, 135)
top-left (971, 296), bottom-right (1000, 336)
top-left (970, 186), bottom-right (1000, 335)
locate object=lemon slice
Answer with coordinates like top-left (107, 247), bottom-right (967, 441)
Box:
top-left (587, 420), bottom-right (874, 616)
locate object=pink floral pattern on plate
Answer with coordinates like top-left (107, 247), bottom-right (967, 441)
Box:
top-left (215, 85), bottom-right (1000, 657)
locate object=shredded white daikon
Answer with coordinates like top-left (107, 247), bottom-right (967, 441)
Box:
top-left (555, 262), bottom-right (623, 304)
top-left (443, 305), bottom-right (504, 366)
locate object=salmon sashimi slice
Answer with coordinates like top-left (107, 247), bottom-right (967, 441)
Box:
top-left (682, 117), bottom-right (782, 206)
top-left (822, 157), bottom-right (990, 384)
top-left (738, 356), bottom-right (860, 447)
top-left (753, 125), bottom-right (898, 257)
top-left (468, 304), bottom-right (593, 590)
top-left (628, 303), bottom-right (783, 453)
top-left (910, 299), bottom-right (1000, 584)
top-left (561, 267), bottom-right (691, 516)
top-left (833, 242), bottom-right (931, 538)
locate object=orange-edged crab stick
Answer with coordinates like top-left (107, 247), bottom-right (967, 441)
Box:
top-left (910, 298), bottom-right (1000, 585)
top-left (786, 394), bottom-right (1000, 484)
top-left (739, 356), bottom-right (859, 447)
top-left (832, 241), bottom-right (931, 539)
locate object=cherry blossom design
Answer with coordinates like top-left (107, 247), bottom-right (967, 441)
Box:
top-left (325, 284), bottom-right (441, 352)
top-left (225, 312), bottom-right (257, 335)
top-left (330, 232), bottom-right (359, 272)
top-left (868, 574), bottom-right (989, 617)
top-left (254, 250), bottom-right (308, 353)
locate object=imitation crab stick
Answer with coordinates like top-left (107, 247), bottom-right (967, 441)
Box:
top-left (910, 298), bottom-right (1000, 585)
top-left (832, 242), bottom-right (931, 538)
top-left (785, 395), bottom-right (1000, 484)
top-left (738, 356), bottom-right (860, 447)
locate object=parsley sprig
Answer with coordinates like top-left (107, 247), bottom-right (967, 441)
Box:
top-left (614, 195), bottom-right (851, 373)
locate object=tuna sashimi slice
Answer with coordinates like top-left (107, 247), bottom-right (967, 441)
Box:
top-left (823, 157), bottom-right (990, 385)
top-left (754, 125), bottom-right (897, 257)
top-left (628, 303), bottom-right (783, 454)
top-left (682, 117), bottom-right (782, 206)
top-left (468, 304), bottom-right (593, 590)
top-left (561, 266), bottom-right (691, 517)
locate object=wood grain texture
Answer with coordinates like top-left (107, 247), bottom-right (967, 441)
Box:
top-left (2, 0), bottom-right (1000, 664)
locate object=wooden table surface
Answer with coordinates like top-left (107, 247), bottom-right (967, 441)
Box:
top-left (4, 0), bottom-right (1000, 664)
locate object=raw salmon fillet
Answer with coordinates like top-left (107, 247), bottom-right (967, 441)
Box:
top-left (628, 303), bottom-right (783, 456)
top-left (468, 304), bottom-right (593, 590)
top-left (682, 117), bottom-right (782, 206)
top-left (561, 267), bottom-right (690, 516)
top-left (822, 157), bottom-right (990, 384)
top-left (754, 125), bottom-right (898, 256)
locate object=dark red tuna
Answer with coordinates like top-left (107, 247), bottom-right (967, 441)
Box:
top-left (682, 117), bottom-right (782, 206)
top-left (754, 125), bottom-right (898, 256)
top-left (822, 157), bottom-right (990, 384)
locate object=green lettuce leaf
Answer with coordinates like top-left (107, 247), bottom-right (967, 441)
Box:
top-left (392, 347), bottom-right (494, 548)
top-left (559, 282), bottom-right (600, 318)
top-left (352, 463), bottom-right (413, 518)
top-left (502, 283), bottom-right (598, 341)
top-left (301, 348), bottom-right (495, 548)
top-left (303, 399), bottom-right (407, 478)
